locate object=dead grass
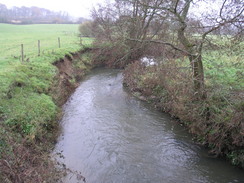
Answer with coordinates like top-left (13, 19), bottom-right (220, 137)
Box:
top-left (0, 130), bottom-right (62, 183)
top-left (123, 57), bottom-right (244, 168)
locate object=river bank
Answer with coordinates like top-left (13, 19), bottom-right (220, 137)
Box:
top-left (86, 40), bottom-right (244, 168)
top-left (84, 42), bottom-right (244, 169)
top-left (0, 48), bottom-right (94, 182)
top-left (123, 59), bottom-right (244, 168)
top-left (1, 43), bottom-right (242, 182)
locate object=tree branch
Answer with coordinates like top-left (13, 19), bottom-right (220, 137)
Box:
top-left (127, 38), bottom-right (192, 55)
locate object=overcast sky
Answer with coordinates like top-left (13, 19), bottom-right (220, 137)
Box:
top-left (0, 0), bottom-right (223, 20)
top-left (0, 0), bottom-right (106, 18)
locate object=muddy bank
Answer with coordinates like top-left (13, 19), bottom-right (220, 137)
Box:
top-left (52, 48), bottom-right (93, 106)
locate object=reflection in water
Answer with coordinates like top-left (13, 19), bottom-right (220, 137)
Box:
top-left (54, 69), bottom-right (244, 183)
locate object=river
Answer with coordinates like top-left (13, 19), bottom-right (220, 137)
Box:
top-left (54, 69), bottom-right (244, 183)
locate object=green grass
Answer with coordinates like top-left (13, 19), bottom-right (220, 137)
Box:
top-left (172, 39), bottom-right (244, 91)
top-left (203, 36), bottom-right (244, 91)
top-left (203, 50), bottom-right (244, 91)
top-left (0, 24), bottom-right (92, 71)
top-left (0, 23), bottom-right (93, 138)
top-left (0, 24), bottom-right (95, 181)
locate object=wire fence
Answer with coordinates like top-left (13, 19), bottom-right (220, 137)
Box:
top-left (0, 35), bottom-right (92, 63)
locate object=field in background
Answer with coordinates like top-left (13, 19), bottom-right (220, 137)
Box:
top-left (202, 36), bottom-right (244, 91)
top-left (0, 23), bottom-right (92, 71)
top-left (0, 23), bottom-right (93, 96)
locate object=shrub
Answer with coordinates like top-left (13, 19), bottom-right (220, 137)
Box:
top-left (79, 21), bottom-right (94, 37)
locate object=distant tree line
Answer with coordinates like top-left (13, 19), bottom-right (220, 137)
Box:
top-left (0, 3), bottom-right (86, 24)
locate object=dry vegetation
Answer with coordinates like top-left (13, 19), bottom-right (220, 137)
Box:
top-left (122, 42), bottom-right (244, 167)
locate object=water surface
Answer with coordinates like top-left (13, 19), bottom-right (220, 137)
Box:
top-left (54, 69), bottom-right (244, 183)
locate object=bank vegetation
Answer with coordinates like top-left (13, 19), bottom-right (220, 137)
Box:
top-left (80, 0), bottom-right (244, 167)
top-left (0, 24), bottom-right (94, 182)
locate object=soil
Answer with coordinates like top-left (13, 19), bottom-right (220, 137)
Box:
top-left (53, 56), bottom-right (78, 106)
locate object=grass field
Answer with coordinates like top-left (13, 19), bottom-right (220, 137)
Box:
top-left (0, 23), bottom-right (93, 133)
top-left (202, 37), bottom-right (244, 91)
top-left (0, 23), bottom-right (91, 99)
top-left (0, 23), bottom-right (94, 181)
top-left (0, 24), bottom-right (92, 71)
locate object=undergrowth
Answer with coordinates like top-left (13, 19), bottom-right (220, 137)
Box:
top-left (123, 48), bottom-right (244, 168)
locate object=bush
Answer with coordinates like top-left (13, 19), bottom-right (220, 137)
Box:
top-left (79, 21), bottom-right (94, 37)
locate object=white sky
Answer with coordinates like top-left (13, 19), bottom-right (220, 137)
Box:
top-left (0, 0), bottom-right (105, 18)
top-left (0, 0), bottom-right (224, 20)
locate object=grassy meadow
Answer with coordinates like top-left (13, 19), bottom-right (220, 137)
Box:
top-left (0, 23), bottom-right (94, 136)
top-left (203, 38), bottom-right (244, 91)
top-left (0, 24), bottom-right (92, 71)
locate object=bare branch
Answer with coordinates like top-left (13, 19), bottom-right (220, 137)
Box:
top-left (219, 0), bottom-right (228, 20)
top-left (127, 38), bottom-right (192, 55)
top-left (174, 0), bottom-right (180, 13)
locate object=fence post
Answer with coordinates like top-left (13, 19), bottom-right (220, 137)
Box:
top-left (80, 36), bottom-right (82, 45)
top-left (38, 40), bottom-right (40, 56)
top-left (21, 44), bottom-right (24, 62)
top-left (58, 37), bottom-right (61, 48)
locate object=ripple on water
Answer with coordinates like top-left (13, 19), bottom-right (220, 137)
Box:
top-left (54, 69), bottom-right (244, 183)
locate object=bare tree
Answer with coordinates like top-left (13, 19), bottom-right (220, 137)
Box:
top-left (92, 0), bottom-right (243, 98)
top-left (91, 0), bottom-right (169, 65)
top-left (124, 0), bottom-right (242, 98)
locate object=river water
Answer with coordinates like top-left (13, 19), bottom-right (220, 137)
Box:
top-left (54, 69), bottom-right (244, 183)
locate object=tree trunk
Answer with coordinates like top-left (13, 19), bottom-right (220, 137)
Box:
top-left (189, 54), bottom-right (206, 99)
